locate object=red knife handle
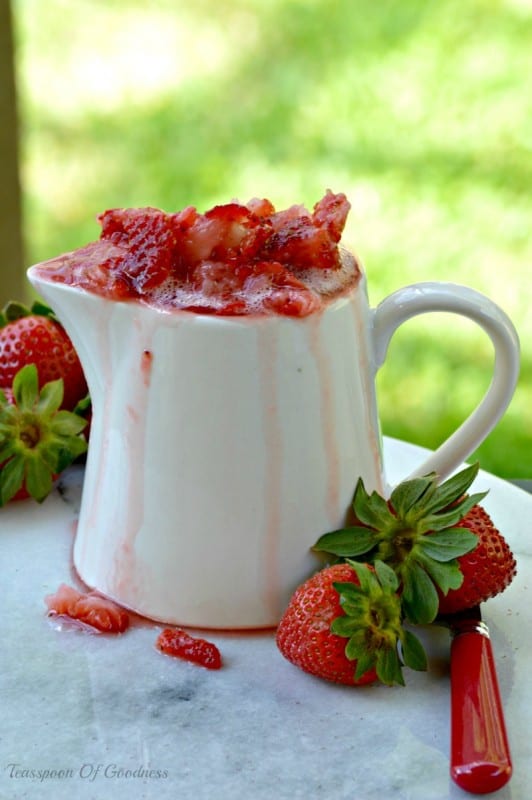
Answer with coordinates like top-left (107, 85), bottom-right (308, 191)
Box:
top-left (450, 622), bottom-right (512, 794)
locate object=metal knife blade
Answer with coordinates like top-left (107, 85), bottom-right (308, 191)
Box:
top-left (438, 605), bottom-right (512, 794)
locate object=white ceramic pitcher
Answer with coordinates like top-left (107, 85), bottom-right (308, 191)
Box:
top-left (28, 261), bottom-right (519, 628)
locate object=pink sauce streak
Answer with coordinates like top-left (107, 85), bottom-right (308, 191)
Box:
top-left (109, 332), bottom-right (156, 602)
top-left (140, 349), bottom-right (153, 388)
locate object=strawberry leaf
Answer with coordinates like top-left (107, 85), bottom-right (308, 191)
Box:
top-left (54, 438), bottom-right (87, 472)
top-left (0, 441), bottom-right (16, 462)
top-left (376, 647), bottom-right (404, 687)
top-left (390, 474), bottom-right (435, 517)
top-left (50, 411), bottom-right (87, 437)
top-left (344, 629), bottom-right (368, 661)
top-left (338, 602), bottom-right (367, 621)
top-left (400, 629), bottom-right (428, 671)
top-left (374, 559), bottom-right (399, 592)
top-left (416, 462), bottom-right (480, 515)
top-left (36, 379), bottom-right (64, 416)
top-left (25, 457), bottom-right (53, 502)
top-left (352, 478), bottom-right (392, 527)
top-left (0, 454), bottom-right (25, 504)
top-left (353, 649), bottom-right (377, 681)
top-left (333, 581), bottom-right (366, 605)
top-left (30, 300), bottom-right (56, 319)
top-left (330, 615), bottom-right (361, 638)
top-left (401, 561), bottom-right (439, 624)
top-left (416, 551), bottom-right (464, 595)
top-left (314, 527), bottom-right (376, 557)
top-left (418, 492), bottom-right (488, 532)
top-left (13, 364), bottom-right (39, 411)
top-left (344, 560), bottom-right (377, 595)
top-left (72, 392), bottom-right (91, 416)
top-left (417, 529), bottom-right (478, 561)
top-left (0, 403), bottom-right (16, 424)
top-left (2, 300), bottom-right (31, 323)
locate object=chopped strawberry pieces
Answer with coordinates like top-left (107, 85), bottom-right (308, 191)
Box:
top-left (35, 191), bottom-right (355, 317)
top-left (45, 583), bottom-right (130, 633)
top-left (245, 197), bottom-right (276, 218)
top-left (156, 628), bottom-right (222, 670)
top-left (261, 218), bottom-right (340, 271)
top-left (312, 189), bottom-right (351, 241)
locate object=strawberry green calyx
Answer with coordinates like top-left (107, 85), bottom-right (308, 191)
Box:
top-left (332, 560), bottom-right (427, 686)
top-left (0, 299), bottom-right (57, 328)
top-left (0, 364), bottom-right (87, 505)
top-left (72, 393), bottom-right (91, 417)
top-left (314, 464), bottom-right (487, 625)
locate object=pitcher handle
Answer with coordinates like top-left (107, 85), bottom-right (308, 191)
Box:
top-left (371, 282), bottom-right (520, 482)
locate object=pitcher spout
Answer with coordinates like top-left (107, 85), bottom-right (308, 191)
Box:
top-left (27, 265), bottom-right (114, 400)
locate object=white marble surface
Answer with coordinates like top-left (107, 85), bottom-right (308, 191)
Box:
top-left (0, 438), bottom-right (531, 800)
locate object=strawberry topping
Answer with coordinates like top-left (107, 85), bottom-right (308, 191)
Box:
top-left (33, 191), bottom-right (354, 317)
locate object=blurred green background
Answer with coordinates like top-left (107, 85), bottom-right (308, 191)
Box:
top-left (12, 0), bottom-right (531, 478)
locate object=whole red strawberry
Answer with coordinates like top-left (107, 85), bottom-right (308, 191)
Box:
top-left (276, 561), bottom-right (427, 686)
top-left (437, 504), bottom-right (516, 614)
top-left (0, 301), bottom-right (87, 411)
top-left (314, 464), bottom-right (517, 624)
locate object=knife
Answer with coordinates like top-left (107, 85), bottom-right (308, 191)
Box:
top-left (439, 606), bottom-right (512, 794)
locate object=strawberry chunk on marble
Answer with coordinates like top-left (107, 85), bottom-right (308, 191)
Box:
top-left (45, 583), bottom-right (130, 633)
top-left (156, 628), bottom-right (222, 669)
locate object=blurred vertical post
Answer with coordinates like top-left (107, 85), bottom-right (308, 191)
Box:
top-left (0, 0), bottom-right (25, 304)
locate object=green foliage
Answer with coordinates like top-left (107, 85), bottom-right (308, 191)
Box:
top-left (13, 0), bottom-right (532, 476)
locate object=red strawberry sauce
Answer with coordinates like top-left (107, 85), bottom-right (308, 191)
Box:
top-left (32, 191), bottom-right (359, 317)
